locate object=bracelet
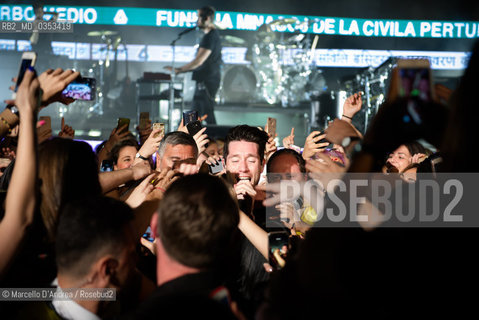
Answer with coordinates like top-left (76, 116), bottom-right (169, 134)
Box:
top-left (0, 117), bottom-right (12, 133)
top-left (342, 114), bottom-right (353, 120)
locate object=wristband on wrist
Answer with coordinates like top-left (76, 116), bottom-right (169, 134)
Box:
top-left (342, 114), bottom-right (353, 120)
top-left (135, 152), bottom-right (148, 160)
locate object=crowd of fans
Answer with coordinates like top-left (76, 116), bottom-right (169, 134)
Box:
top-left (0, 39), bottom-right (478, 319)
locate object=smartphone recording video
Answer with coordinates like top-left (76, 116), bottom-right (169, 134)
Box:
top-left (153, 122), bottom-right (165, 138)
top-left (139, 112), bottom-right (150, 130)
top-left (397, 59), bottom-right (434, 102)
top-left (100, 159), bottom-right (114, 172)
top-left (12, 52), bottom-right (37, 98)
top-left (117, 118), bottom-right (130, 134)
top-left (62, 77), bottom-right (96, 101)
top-left (186, 120), bottom-right (203, 136)
top-left (268, 231), bottom-right (290, 270)
top-left (267, 117), bottom-right (277, 137)
top-left (183, 110), bottom-right (198, 126)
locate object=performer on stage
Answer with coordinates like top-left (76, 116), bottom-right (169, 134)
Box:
top-left (165, 6), bottom-right (222, 125)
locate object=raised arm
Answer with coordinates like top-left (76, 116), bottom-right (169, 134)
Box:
top-left (98, 161), bottom-right (151, 194)
top-left (0, 69), bottom-right (40, 276)
top-left (238, 210), bottom-right (268, 260)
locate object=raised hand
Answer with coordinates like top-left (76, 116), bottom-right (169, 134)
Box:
top-left (136, 127), bottom-right (164, 161)
top-left (410, 153), bottom-right (427, 164)
top-left (302, 131), bottom-right (329, 160)
top-left (104, 124), bottom-right (131, 153)
top-left (283, 127), bottom-right (295, 149)
top-left (192, 127), bottom-right (209, 155)
top-left (125, 173), bottom-right (156, 209)
top-left (342, 92), bottom-right (363, 121)
top-left (58, 117), bottom-right (75, 139)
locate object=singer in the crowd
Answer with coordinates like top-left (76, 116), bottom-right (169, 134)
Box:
top-left (165, 6), bottom-right (222, 124)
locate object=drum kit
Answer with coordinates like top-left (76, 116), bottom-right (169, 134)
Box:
top-left (220, 18), bottom-right (326, 106)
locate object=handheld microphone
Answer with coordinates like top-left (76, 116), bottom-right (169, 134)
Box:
top-left (178, 27), bottom-right (197, 36)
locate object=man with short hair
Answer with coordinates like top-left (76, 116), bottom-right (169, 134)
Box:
top-left (222, 125), bottom-right (270, 318)
top-left (223, 125), bottom-right (268, 205)
top-left (156, 131), bottom-right (198, 171)
top-left (18, 197), bottom-right (139, 319)
top-left (267, 148), bottom-right (306, 175)
top-left (127, 174), bottom-right (239, 319)
top-left (165, 6), bottom-right (222, 124)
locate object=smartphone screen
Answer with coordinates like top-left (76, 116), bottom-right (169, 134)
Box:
top-left (268, 231), bottom-right (290, 270)
top-left (61, 77), bottom-right (96, 101)
top-left (153, 122), bottom-right (165, 138)
top-left (396, 59), bottom-right (434, 102)
top-left (139, 112), bottom-right (150, 130)
top-left (100, 159), bottom-right (114, 172)
top-left (186, 120), bottom-right (202, 136)
top-left (14, 52), bottom-right (37, 92)
top-left (398, 68), bottom-right (432, 101)
top-left (117, 118), bottom-right (130, 133)
top-left (183, 110), bottom-right (198, 126)
top-left (15, 60), bottom-right (33, 92)
top-left (267, 117), bottom-right (277, 137)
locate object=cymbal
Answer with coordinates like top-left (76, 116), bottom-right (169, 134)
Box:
top-left (276, 43), bottom-right (298, 49)
top-left (87, 30), bottom-right (118, 37)
top-left (268, 18), bottom-right (299, 27)
top-left (286, 34), bottom-right (305, 44)
top-left (221, 35), bottom-right (246, 45)
top-left (256, 24), bottom-right (275, 41)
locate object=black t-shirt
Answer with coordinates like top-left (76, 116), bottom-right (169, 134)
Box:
top-left (192, 29), bottom-right (222, 83)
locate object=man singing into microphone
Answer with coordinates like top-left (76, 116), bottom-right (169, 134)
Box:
top-left (165, 6), bottom-right (222, 124)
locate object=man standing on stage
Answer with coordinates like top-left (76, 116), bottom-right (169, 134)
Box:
top-left (165, 6), bottom-right (222, 125)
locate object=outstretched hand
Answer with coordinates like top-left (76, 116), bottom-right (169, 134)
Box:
top-left (302, 131), bottom-right (329, 160)
top-left (7, 68), bottom-right (80, 107)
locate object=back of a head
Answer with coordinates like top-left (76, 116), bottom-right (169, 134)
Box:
top-left (157, 131), bottom-right (198, 158)
top-left (223, 125), bottom-right (268, 160)
top-left (156, 174), bottom-right (239, 269)
top-left (39, 138), bottom-right (102, 240)
top-left (56, 196), bottom-right (134, 280)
